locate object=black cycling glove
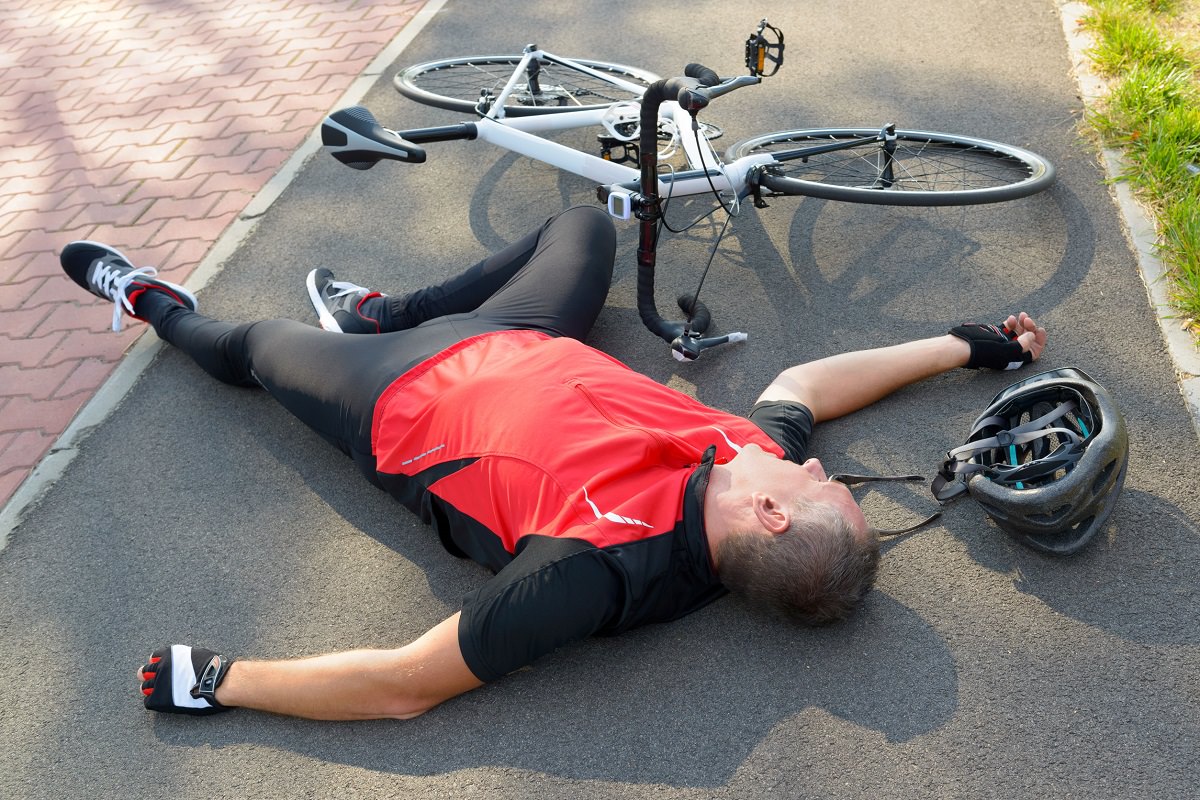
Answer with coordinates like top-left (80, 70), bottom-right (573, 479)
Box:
top-left (949, 322), bottom-right (1031, 371)
top-left (140, 645), bottom-right (234, 715)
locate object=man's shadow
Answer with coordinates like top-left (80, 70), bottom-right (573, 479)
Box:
top-left (156, 580), bottom-right (956, 787)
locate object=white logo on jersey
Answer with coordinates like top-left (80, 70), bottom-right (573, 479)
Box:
top-left (709, 426), bottom-right (743, 453)
top-left (582, 486), bottom-right (653, 528)
top-left (401, 443), bottom-right (445, 466)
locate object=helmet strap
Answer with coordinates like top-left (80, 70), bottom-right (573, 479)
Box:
top-left (934, 400), bottom-right (1083, 500)
top-left (830, 473), bottom-right (944, 538)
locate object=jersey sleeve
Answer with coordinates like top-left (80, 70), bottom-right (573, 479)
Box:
top-left (457, 534), bottom-right (626, 682)
top-left (747, 399), bottom-right (815, 464)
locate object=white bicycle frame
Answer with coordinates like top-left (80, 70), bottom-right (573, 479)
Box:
top-left (321, 27), bottom-right (799, 357)
top-left (466, 49), bottom-right (774, 204)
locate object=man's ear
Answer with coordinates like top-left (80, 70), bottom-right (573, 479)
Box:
top-left (751, 492), bottom-right (790, 535)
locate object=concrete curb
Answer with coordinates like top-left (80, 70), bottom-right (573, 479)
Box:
top-left (1058, 1), bottom-right (1200, 439)
top-left (0, 0), bottom-right (450, 554)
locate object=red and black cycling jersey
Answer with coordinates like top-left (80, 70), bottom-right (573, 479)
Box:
top-left (372, 330), bottom-right (813, 681)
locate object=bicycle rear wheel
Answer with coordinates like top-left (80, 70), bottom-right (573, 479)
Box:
top-left (727, 128), bottom-right (1055, 206)
top-left (395, 55), bottom-right (660, 116)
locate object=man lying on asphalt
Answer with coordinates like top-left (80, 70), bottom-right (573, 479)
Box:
top-left (60, 205), bottom-right (1046, 720)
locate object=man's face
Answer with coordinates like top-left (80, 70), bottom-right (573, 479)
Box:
top-left (730, 444), bottom-right (869, 534)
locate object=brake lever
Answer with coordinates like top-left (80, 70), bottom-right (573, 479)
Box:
top-left (698, 75), bottom-right (762, 102)
top-left (671, 331), bottom-right (749, 362)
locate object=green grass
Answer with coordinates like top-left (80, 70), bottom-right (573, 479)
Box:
top-left (1081, 0), bottom-right (1200, 330)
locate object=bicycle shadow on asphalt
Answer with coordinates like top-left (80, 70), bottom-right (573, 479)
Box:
top-left (732, 182), bottom-right (1093, 356)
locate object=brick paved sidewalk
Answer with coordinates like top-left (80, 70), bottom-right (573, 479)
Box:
top-left (0, 0), bottom-right (430, 510)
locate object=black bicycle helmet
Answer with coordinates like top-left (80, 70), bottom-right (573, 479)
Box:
top-left (932, 367), bottom-right (1128, 555)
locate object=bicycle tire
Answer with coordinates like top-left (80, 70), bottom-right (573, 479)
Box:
top-left (394, 55), bottom-right (661, 116)
top-left (726, 128), bottom-right (1055, 206)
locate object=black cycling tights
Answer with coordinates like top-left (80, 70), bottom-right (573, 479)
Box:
top-left (136, 206), bottom-right (616, 479)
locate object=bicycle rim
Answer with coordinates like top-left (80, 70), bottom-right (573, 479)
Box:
top-left (394, 56), bottom-right (660, 116)
top-left (727, 129), bottom-right (1055, 206)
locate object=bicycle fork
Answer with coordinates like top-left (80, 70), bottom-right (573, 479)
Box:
top-left (879, 124), bottom-right (898, 189)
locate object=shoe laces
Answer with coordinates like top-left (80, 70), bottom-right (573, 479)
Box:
top-left (325, 278), bottom-right (371, 301)
top-left (93, 261), bottom-right (161, 332)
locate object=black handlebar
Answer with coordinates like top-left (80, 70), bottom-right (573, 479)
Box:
top-left (684, 63), bottom-right (720, 86)
top-left (633, 63), bottom-right (747, 361)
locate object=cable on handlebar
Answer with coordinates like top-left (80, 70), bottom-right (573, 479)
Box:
top-left (657, 174), bottom-right (722, 233)
top-left (677, 205), bottom-right (733, 327)
top-left (693, 122), bottom-right (740, 217)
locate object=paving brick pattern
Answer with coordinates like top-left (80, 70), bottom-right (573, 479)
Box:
top-left (0, 0), bottom-right (428, 509)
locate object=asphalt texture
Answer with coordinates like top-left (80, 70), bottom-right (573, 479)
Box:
top-left (3, 1), bottom-right (1198, 798)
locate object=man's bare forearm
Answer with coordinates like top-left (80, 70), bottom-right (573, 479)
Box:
top-left (758, 313), bottom-right (1046, 423)
top-left (213, 613), bottom-right (484, 720)
top-left (758, 335), bottom-right (970, 423)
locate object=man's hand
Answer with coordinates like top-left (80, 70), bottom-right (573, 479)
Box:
top-left (1005, 312), bottom-right (1048, 362)
top-left (949, 312), bottom-right (1047, 370)
top-left (140, 644), bottom-right (234, 715)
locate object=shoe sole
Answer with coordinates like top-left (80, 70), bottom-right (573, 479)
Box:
top-left (305, 268), bottom-right (344, 333)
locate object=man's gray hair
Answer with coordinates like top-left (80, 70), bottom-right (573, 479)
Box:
top-left (716, 500), bottom-right (880, 625)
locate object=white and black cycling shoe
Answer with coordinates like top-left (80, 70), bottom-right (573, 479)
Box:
top-left (60, 240), bottom-right (197, 332)
top-left (306, 267), bottom-right (386, 334)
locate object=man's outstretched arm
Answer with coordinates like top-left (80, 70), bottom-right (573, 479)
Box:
top-left (141, 613), bottom-right (484, 720)
top-left (758, 313), bottom-right (1047, 423)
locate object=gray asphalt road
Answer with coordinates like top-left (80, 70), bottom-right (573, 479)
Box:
top-left (3, 1), bottom-right (1198, 798)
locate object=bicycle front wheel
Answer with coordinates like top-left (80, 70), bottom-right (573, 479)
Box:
top-left (395, 55), bottom-right (660, 116)
top-left (727, 128), bottom-right (1055, 206)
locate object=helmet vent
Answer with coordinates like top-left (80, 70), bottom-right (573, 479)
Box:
top-left (1091, 459), bottom-right (1117, 497)
top-left (1067, 514), bottom-right (1095, 533)
top-left (977, 500), bottom-right (1008, 521)
top-left (1027, 504), bottom-right (1072, 524)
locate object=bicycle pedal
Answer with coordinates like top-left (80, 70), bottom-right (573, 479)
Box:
top-left (598, 137), bottom-right (639, 165)
top-left (745, 19), bottom-right (785, 77)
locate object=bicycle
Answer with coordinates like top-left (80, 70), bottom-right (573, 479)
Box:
top-left (320, 20), bottom-right (1056, 361)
